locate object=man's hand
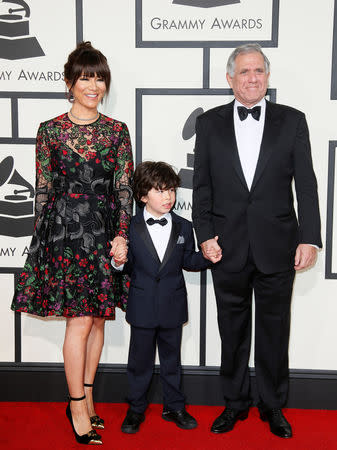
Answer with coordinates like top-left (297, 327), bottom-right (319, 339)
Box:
top-left (294, 244), bottom-right (317, 271)
top-left (110, 236), bottom-right (128, 265)
top-left (200, 236), bottom-right (222, 263)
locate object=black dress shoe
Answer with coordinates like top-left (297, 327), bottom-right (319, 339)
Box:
top-left (162, 409), bottom-right (197, 429)
top-left (260, 408), bottom-right (292, 438)
top-left (211, 407), bottom-right (249, 433)
top-left (121, 409), bottom-right (145, 434)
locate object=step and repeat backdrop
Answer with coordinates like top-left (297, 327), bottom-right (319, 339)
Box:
top-left (0, 0), bottom-right (337, 373)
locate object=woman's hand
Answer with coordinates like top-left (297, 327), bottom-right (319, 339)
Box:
top-left (110, 236), bottom-right (128, 265)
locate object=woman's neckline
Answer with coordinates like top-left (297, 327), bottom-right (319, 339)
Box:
top-left (66, 112), bottom-right (101, 126)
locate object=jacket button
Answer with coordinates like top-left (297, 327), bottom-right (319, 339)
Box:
top-left (155, 277), bottom-right (160, 282)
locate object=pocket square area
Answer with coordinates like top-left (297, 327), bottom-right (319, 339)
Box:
top-left (177, 235), bottom-right (185, 244)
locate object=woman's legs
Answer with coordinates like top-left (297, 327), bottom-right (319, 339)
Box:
top-left (84, 318), bottom-right (105, 417)
top-left (63, 316), bottom-right (94, 435)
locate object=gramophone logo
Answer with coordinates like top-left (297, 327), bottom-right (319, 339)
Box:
top-left (178, 107), bottom-right (204, 189)
top-left (0, 0), bottom-right (44, 60)
top-left (0, 156), bottom-right (35, 237)
top-left (172, 0), bottom-right (240, 6)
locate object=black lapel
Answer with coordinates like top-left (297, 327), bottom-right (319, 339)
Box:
top-left (133, 211), bottom-right (161, 265)
top-left (250, 101), bottom-right (281, 192)
top-left (158, 214), bottom-right (181, 273)
top-left (217, 101), bottom-right (249, 191)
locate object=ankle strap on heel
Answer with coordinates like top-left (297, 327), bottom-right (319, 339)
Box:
top-left (84, 383), bottom-right (93, 387)
top-left (69, 394), bottom-right (86, 401)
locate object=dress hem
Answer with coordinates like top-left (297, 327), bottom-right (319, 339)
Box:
top-left (11, 306), bottom-right (118, 320)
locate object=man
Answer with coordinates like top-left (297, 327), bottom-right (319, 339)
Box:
top-left (192, 43), bottom-right (321, 438)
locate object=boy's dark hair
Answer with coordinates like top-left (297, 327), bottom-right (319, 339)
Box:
top-left (133, 161), bottom-right (180, 207)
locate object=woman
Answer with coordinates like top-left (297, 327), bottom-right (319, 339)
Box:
top-left (11, 42), bottom-right (133, 445)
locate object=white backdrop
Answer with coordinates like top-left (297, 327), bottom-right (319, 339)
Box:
top-left (0, 0), bottom-right (336, 371)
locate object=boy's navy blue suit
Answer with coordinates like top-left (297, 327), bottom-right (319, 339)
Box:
top-left (123, 209), bottom-right (209, 413)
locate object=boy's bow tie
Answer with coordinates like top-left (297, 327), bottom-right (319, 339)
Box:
top-left (146, 217), bottom-right (168, 226)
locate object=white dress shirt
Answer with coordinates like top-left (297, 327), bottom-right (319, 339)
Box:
top-left (234, 98), bottom-right (266, 190)
top-left (143, 208), bottom-right (172, 262)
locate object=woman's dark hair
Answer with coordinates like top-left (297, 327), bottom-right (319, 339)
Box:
top-left (133, 161), bottom-right (180, 207)
top-left (64, 41), bottom-right (111, 97)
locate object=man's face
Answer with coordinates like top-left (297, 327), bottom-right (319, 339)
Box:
top-left (226, 51), bottom-right (269, 108)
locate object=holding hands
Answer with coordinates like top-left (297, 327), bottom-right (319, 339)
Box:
top-left (110, 236), bottom-right (128, 266)
top-left (201, 236), bottom-right (222, 263)
top-left (110, 235), bottom-right (223, 267)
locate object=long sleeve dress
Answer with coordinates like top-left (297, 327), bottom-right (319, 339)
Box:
top-left (11, 113), bottom-right (133, 318)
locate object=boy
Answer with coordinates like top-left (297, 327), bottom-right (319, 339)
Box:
top-left (112, 161), bottom-right (221, 433)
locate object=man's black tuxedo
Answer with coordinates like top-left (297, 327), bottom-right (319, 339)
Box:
top-left (192, 100), bottom-right (322, 274)
top-left (123, 209), bottom-right (209, 413)
top-left (192, 99), bottom-right (322, 410)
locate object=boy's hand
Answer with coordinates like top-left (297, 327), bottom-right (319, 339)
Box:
top-left (113, 257), bottom-right (125, 267)
top-left (201, 236), bottom-right (222, 263)
top-left (114, 249), bottom-right (128, 265)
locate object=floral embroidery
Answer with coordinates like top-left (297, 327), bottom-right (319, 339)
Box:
top-left (11, 113), bottom-right (133, 318)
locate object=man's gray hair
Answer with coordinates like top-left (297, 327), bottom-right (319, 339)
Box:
top-left (226, 43), bottom-right (270, 77)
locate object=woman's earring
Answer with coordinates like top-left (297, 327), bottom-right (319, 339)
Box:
top-left (67, 89), bottom-right (74, 103)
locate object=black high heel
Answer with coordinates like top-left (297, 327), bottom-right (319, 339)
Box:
top-left (84, 383), bottom-right (105, 430)
top-left (66, 395), bottom-right (102, 445)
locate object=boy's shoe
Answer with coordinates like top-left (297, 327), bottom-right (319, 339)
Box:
top-left (162, 409), bottom-right (197, 429)
top-left (121, 409), bottom-right (145, 434)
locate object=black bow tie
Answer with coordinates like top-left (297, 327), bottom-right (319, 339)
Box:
top-left (146, 217), bottom-right (168, 226)
top-left (237, 106), bottom-right (261, 121)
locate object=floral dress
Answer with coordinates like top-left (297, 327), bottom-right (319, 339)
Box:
top-left (11, 113), bottom-right (133, 318)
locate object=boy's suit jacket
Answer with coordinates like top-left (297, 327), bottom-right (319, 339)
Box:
top-left (123, 210), bottom-right (209, 328)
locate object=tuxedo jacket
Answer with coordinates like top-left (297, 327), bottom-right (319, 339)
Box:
top-left (192, 100), bottom-right (322, 274)
top-left (123, 210), bottom-right (209, 328)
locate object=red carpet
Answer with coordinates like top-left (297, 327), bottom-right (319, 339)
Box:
top-left (0, 403), bottom-right (336, 449)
